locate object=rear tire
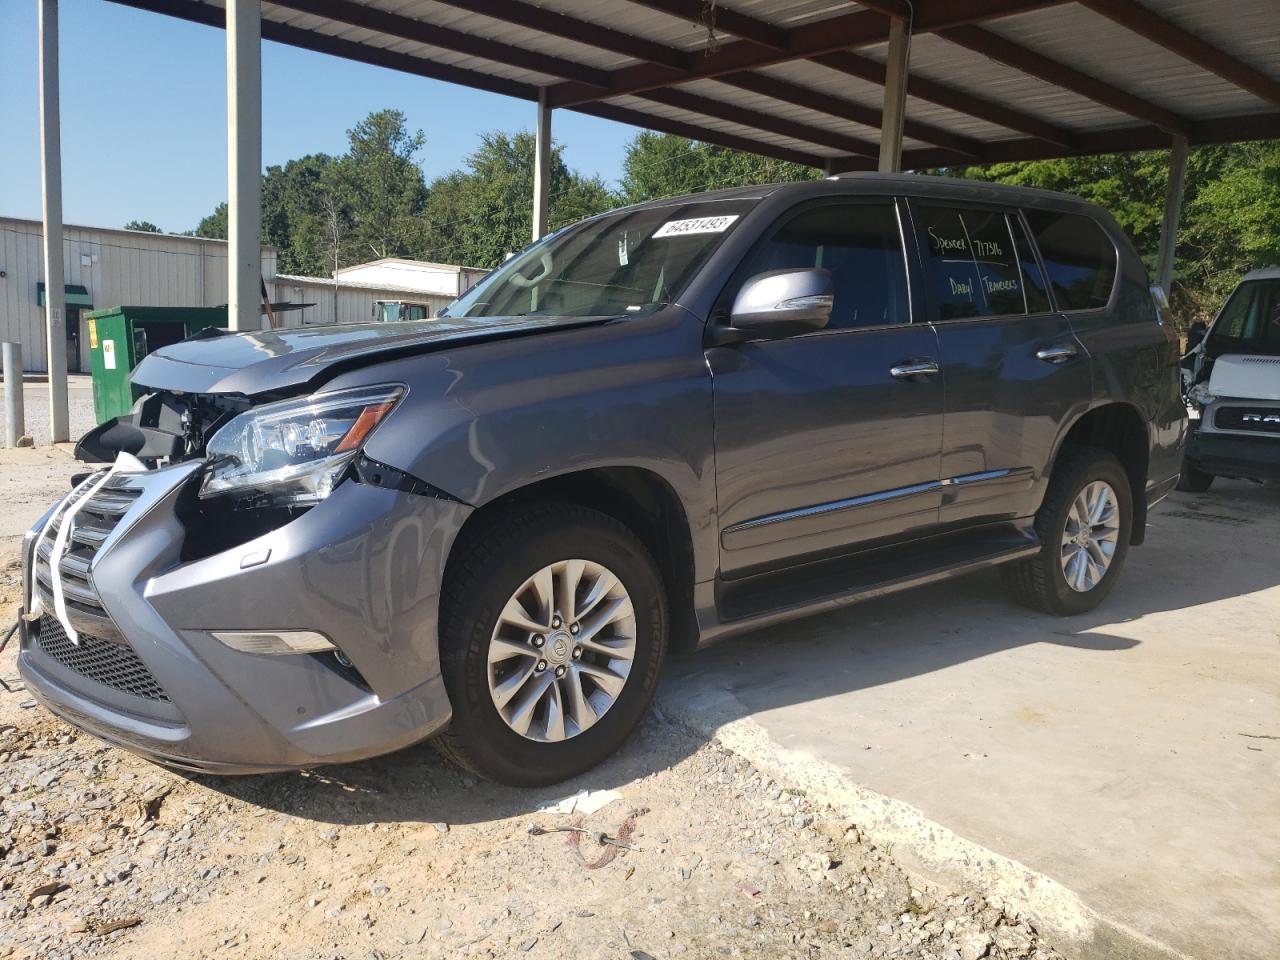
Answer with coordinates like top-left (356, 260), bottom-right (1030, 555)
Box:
top-left (1176, 457), bottom-right (1214, 493)
top-left (435, 502), bottom-right (667, 787)
top-left (1001, 447), bottom-right (1133, 616)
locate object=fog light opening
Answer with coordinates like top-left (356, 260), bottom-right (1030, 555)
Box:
top-left (212, 630), bottom-right (336, 656)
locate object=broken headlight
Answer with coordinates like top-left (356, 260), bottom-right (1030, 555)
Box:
top-left (200, 385), bottom-right (403, 505)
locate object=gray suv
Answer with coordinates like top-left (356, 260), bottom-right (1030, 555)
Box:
top-left (19, 175), bottom-right (1186, 786)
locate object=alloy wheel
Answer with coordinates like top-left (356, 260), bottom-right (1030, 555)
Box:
top-left (486, 559), bottom-right (636, 742)
top-left (1059, 479), bottom-right (1120, 592)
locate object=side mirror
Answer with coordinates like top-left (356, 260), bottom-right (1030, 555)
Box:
top-left (724, 268), bottom-right (833, 340)
top-left (1185, 320), bottom-right (1208, 353)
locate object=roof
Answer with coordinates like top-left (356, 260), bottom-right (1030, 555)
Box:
top-left (0, 215), bottom-right (276, 251)
top-left (1241, 266), bottom-right (1280, 282)
top-left (272, 272), bottom-right (456, 297)
top-left (336, 257), bottom-right (486, 274)
top-left (111, 0), bottom-right (1280, 170)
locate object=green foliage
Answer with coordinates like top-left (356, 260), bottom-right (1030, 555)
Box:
top-left (327, 110), bottom-right (429, 263)
top-left (421, 131), bottom-right (613, 267)
top-left (123, 219), bottom-right (161, 233)
top-left (261, 154), bottom-right (339, 276)
top-left (943, 140), bottom-right (1280, 328)
top-left (194, 203), bottom-right (227, 240)
top-left (619, 132), bottom-right (818, 204)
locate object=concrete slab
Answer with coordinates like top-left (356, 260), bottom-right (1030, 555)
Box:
top-left (662, 480), bottom-right (1280, 960)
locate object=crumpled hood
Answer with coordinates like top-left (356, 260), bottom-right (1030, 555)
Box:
top-left (1207, 352), bottom-right (1280, 402)
top-left (131, 315), bottom-right (610, 396)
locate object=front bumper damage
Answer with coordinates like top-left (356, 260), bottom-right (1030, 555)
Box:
top-left (17, 461), bottom-right (472, 773)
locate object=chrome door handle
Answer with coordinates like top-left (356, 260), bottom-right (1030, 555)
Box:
top-left (1036, 343), bottom-right (1079, 364)
top-left (890, 360), bottom-right (940, 380)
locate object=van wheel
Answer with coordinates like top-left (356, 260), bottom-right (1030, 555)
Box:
top-left (435, 503), bottom-right (667, 787)
top-left (1000, 447), bottom-right (1133, 616)
top-left (1176, 458), bottom-right (1214, 493)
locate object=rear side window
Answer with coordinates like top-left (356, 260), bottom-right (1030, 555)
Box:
top-left (731, 202), bottom-right (908, 330)
top-left (1024, 210), bottom-right (1117, 311)
top-left (916, 205), bottom-right (1028, 320)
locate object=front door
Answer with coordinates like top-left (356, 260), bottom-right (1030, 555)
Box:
top-left (708, 199), bottom-right (945, 579)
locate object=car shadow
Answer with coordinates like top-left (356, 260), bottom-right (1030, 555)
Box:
top-left (185, 478), bottom-right (1280, 825)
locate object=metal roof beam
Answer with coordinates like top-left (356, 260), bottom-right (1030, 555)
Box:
top-left (812, 50), bottom-right (1078, 149)
top-left (717, 71), bottom-right (984, 157)
top-left (573, 102), bottom-right (831, 169)
top-left (638, 87), bottom-right (882, 158)
top-left (1075, 0), bottom-right (1280, 109)
top-left (110, 0), bottom-right (834, 170)
top-left (547, 0), bottom-right (1067, 108)
top-left (425, 0), bottom-right (691, 71)
top-left (264, 0), bottom-right (611, 86)
top-left (938, 24), bottom-right (1190, 135)
top-left (882, 109), bottom-right (1280, 168)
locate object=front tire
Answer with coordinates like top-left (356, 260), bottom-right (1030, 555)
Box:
top-left (435, 502), bottom-right (667, 787)
top-left (1001, 447), bottom-right (1133, 616)
top-left (1176, 457), bottom-right (1214, 493)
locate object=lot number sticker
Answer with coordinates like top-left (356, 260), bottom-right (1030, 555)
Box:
top-left (652, 215), bottom-right (740, 238)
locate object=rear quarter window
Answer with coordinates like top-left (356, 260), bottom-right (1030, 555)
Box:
top-left (1023, 210), bottom-right (1117, 311)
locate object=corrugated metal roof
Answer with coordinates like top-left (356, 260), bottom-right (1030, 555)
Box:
top-left (118, 0), bottom-right (1280, 170)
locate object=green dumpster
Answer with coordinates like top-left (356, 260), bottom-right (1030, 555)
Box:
top-left (86, 306), bottom-right (228, 424)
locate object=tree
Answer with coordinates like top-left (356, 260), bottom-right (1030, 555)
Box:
top-left (194, 203), bottom-right (227, 240)
top-left (325, 110), bottom-right (429, 263)
top-left (261, 154), bottom-right (340, 275)
top-left (421, 131), bottom-right (613, 267)
top-left (619, 132), bottom-right (819, 204)
top-left (123, 219), bottom-right (162, 233)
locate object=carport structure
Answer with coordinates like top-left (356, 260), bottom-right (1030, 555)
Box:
top-left (35, 0), bottom-right (1280, 438)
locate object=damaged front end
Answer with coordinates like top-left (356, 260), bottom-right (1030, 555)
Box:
top-left (18, 379), bottom-right (468, 772)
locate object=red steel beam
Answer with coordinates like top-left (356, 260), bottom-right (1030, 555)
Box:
top-left (938, 24), bottom-right (1190, 134)
top-left (547, 0), bottom-right (1068, 108)
top-left (266, 0), bottom-right (611, 87)
top-left (1075, 0), bottom-right (1280, 109)
top-left (425, 0), bottom-right (691, 72)
top-left (717, 70), bottom-right (985, 157)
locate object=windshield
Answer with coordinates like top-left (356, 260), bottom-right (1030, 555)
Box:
top-left (1207, 279), bottom-right (1280, 356)
top-left (442, 200), bottom-right (757, 319)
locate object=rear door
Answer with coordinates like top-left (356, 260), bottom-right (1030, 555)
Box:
top-left (708, 198), bottom-right (945, 578)
top-left (907, 201), bottom-right (1092, 528)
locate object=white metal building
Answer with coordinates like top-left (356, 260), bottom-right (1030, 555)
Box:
top-left (0, 216), bottom-right (276, 374)
top-left (269, 258), bottom-right (488, 326)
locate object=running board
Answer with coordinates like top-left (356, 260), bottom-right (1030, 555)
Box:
top-left (706, 524), bottom-right (1041, 642)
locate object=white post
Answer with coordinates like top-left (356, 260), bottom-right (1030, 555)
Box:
top-left (532, 88), bottom-right (552, 242)
top-left (4, 343), bottom-right (26, 447)
top-left (38, 0), bottom-right (68, 442)
top-left (227, 0), bottom-right (262, 331)
top-left (1156, 134), bottom-right (1189, 300)
top-left (878, 16), bottom-right (910, 174)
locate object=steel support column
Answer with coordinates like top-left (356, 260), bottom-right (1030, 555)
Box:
top-left (532, 87), bottom-right (552, 241)
top-left (38, 0), bottom-right (68, 442)
top-left (1156, 134), bottom-right (1188, 299)
top-left (878, 16), bottom-right (910, 173)
top-left (227, 0), bottom-right (262, 331)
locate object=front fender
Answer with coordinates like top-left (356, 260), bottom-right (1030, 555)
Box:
top-left (321, 308), bottom-right (719, 580)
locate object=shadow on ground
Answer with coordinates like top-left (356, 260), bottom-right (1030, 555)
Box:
top-left (188, 479), bottom-right (1280, 830)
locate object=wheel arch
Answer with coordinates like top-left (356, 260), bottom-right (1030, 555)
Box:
top-left (1050, 401), bottom-right (1151, 544)
top-left (446, 466), bottom-right (699, 652)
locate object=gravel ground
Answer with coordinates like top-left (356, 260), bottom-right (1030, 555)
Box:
top-left (0, 379), bottom-right (96, 450)
top-left (0, 451), bottom-right (1066, 960)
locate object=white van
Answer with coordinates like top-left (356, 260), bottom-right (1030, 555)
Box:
top-left (1181, 267), bottom-right (1280, 491)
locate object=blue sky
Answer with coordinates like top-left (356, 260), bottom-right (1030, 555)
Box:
top-left (0, 0), bottom-right (639, 233)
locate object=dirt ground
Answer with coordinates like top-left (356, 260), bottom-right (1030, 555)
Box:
top-left (0, 449), bottom-right (1062, 960)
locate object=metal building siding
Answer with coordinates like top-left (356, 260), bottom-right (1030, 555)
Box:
top-left (0, 218), bottom-right (275, 373)
top-left (267, 277), bottom-right (454, 327)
